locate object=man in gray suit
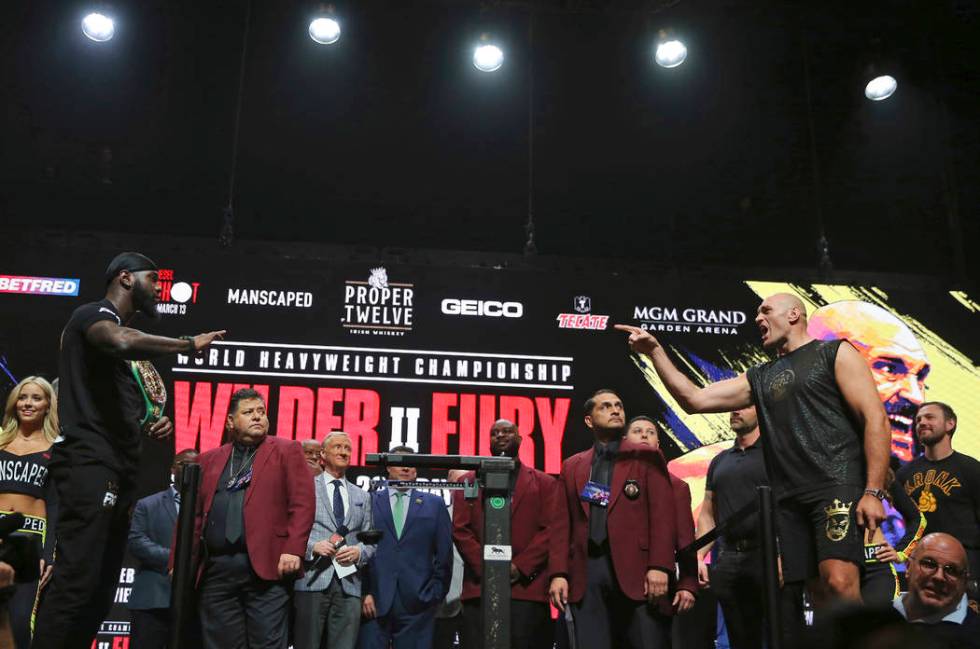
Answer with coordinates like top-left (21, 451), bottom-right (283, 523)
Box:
top-left (127, 449), bottom-right (199, 649)
top-left (294, 432), bottom-right (375, 649)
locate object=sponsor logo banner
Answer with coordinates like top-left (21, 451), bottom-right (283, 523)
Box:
top-left (156, 269), bottom-right (201, 316)
top-left (633, 305), bottom-right (748, 335)
top-left (557, 296), bottom-right (609, 330)
top-left (441, 298), bottom-right (523, 318)
top-left (342, 267), bottom-right (414, 336)
top-left (0, 274), bottom-right (79, 296)
top-left (227, 288), bottom-right (314, 308)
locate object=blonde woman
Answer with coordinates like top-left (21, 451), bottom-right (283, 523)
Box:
top-left (0, 376), bottom-right (59, 649)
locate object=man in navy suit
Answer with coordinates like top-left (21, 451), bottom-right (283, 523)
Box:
top-left (361, 446), bottom-right (453, 649)
top-left (127, 448), bottom-right (199, 649)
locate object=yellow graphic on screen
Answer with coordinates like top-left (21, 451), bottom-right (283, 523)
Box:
top-left (641, 284), bottom-right (979, 511)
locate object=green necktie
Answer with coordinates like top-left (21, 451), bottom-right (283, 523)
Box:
top-left (394, 492), bottom-right (406, 539)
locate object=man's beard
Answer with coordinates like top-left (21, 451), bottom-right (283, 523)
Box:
top-left (594, 423), bottom-right (624, 440)
top-left (492, 440), bottom-right (520, 458)
top-left (133, 282), bottom-right (160, 320)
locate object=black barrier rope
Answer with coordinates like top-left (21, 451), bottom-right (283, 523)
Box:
top-left (677, 497), bottom-right (761, 556)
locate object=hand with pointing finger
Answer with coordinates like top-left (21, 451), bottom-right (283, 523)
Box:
top-left (613, 324), bottom-right (661, 355)
top-left (192, 330), bottom-right (227, 352)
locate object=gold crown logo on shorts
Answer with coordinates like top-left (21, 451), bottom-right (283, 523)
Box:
top-left (824, 498), bottom-right (852, 518)
top-left (824, 499), bottom-right (853, 542)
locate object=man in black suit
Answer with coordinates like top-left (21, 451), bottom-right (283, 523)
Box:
top-left (127, 449), bottom-right (199, 649)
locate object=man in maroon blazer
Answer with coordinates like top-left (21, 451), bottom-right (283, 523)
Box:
top-left (548, 389), bottom-right (677, 649)
top-left (452, 419), bottom-right (559, 649)
top-left (190, 388), bottom-right (316, 649)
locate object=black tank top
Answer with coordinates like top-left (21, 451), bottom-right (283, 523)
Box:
top-left (746, 339), bottom-right (864, 496)
top-left (0, 448), bottom-right (51, 499)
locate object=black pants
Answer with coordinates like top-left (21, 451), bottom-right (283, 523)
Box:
top-left (130, 609), bottom-right (170, 649)
top-left (199, 553), bottom-right (289, 649)
top-left (9, 578), bottom-right (39, 649)
top-left (32, 463), bottom-right (133, 649)
top-left (860, 562), bottom-right (898, 608)
top-left (570, 553), bottom-right (670, 649)
top-left (711, 549), bottom-right (765, 649)
top-left (461, 598), bottom-right (550, 649)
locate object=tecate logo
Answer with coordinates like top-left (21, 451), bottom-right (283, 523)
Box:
top-left (0, 275), bottom-right (79, 296)
top-left (556, 296), bottom-right (609, 330)
top-left (441, 299), bottom-right (523, 318)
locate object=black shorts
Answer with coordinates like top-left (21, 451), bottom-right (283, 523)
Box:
top-left (776, 485), bottom-right (864, 582)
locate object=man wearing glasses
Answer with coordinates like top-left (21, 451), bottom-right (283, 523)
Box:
top-left (891, 533), bottom-right (978, 645)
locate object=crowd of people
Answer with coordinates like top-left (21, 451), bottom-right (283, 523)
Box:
top-left (0, 251), bottom-right (976, 649)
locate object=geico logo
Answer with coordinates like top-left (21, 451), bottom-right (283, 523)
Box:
top-left (441, 299), bottom-right (523, 318)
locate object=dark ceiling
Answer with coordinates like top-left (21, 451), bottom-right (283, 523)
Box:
top-left (3, 1), bottom-right (978, 284)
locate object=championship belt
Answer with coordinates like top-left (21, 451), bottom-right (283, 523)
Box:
top-left (130, 360), bottom-right (167, 430)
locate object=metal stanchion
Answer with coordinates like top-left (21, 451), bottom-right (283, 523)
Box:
top-left (168, 463), bottom-right (201, 649)
top-left (758, 486), bottom-right (782, 649)
top-left (478, 461), bottom-right (513, 649)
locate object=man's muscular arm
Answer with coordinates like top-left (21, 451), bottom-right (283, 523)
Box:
top-left (615, 325), bottom-right (752, 413)
top-left (86, 320), bottom-right (226, 360)
top-left (834, 341), bottom-right (890, 530)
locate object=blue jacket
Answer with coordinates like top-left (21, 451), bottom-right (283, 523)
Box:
top-left (127, 488), bottom-right (178, 610)
top-left (365, 488), bottom-right (453, 617)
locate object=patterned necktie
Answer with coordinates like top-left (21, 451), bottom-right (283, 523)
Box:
top-left (394, 492), bottom-right (406, 539)
top-left (332, 479), bottom-right (345, 526)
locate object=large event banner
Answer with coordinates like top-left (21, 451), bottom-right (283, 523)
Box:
top-left (2, 246), bottom-right (978, 647)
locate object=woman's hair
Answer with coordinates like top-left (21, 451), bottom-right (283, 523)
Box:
top-left (0, 376), bottom-right (60, 449)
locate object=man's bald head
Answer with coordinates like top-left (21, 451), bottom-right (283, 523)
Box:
top-left (490, 418), bottom-right (521, 458)
top-left (912, 533), bottom-right (968, 566)
top-left (755, 293), bottom-right (810, 352)
top-left (768, 293), bottom-right (807, 319)
top-left (904, 533), bottom-right (970, 621)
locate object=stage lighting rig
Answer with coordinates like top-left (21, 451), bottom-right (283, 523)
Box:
top-left (473, 34), bottom-right (504, 72)
top-left (309, 5), bottom-right (341, 45)
top-left (81, 11), bottom-right (114, 42)
top-left (864, 74), bottom-right (897, 101)
top-left (654, 30), bottom-right (687, 68)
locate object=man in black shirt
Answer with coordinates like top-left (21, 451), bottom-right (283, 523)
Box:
top-left (696, 405), bottom-right (769, 649)
top-left (897, 402), bottom-right (980, 601)
top-left (33, 251), bottom-right (225, 649)
top-left (616, 292), bottom-right (890, 615)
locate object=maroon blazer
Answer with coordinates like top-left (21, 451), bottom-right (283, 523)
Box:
top-left (670, 473), bottom-right (698, 598)
top-left (548, 440), bottom-right (677, 604)
top-left (452, 463), bottom-right (558, 602)
top-left (190, 436), bottom-right (315, 584)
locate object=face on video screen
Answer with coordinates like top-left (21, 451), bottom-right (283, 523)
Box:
top-left (809, 300), bottom-right (931, 463)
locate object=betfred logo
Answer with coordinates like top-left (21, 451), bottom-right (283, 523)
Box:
top-left (441, 299), bottom-right (523, 319)
top-left (156, 269), bottom-right (201, 316)
top-left (341, 267), bottom-right (414, 337)
top-left (0, 275), bottom-right (79, 296)
top-left (557, 296), bottom-right (609, 330)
